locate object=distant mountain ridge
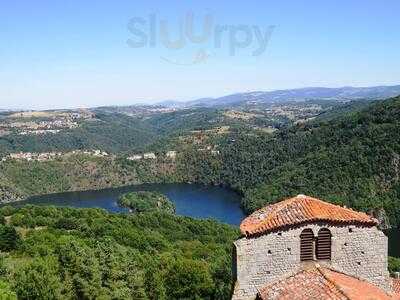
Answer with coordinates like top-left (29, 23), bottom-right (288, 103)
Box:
top-left (158, 85), bottom-right (400, 108)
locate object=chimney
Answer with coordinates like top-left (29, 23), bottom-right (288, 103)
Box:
top-left (394, 272), bottom-right (400, 279)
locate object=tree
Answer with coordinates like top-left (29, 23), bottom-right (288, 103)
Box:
top-left (13, 256), bottom-right (62, 300)
top-left (389, 256), bottom-right (400, 275)
top-left (55, 236), bottom-right (102, 299)
top-left (0, 280), bottom-right (17, 300)
top-left (165, 258), bottom-right (214, 299)
top-left (143, 257), bottom-right (167, 300)
top-left (0, 225), bottom-right (20, 251)
top-left (0, 206), bottom-right (238, 300)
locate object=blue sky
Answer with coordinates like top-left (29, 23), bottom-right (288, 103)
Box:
top-left (1, 0), bottom-right (399, 109)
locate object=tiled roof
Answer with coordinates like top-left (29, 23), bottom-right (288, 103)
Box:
top-left (258, 267), bottom-right (396, 300)
top-left (393, 278), bottom-right (400, 295)
top-left (240, 195), bottom-right (377, 236)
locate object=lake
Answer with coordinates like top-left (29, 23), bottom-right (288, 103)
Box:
top-left (11, 183), bottom-right (399, 257)
top-left (19, 183), bottom-right (246, 225)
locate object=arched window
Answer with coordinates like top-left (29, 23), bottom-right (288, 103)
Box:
top-left (316, 228), bottom-right (332, 260)
top-left (300, 229), bottom-right (314, 261)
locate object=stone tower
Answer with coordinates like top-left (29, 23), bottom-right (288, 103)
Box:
top-left (232, 195), bottom-right (399, 300)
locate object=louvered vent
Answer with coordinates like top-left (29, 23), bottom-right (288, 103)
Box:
top-left (232, 245), bottom-right (237, 281)
top-left (300, 229), bottom-right (314, 261)
top-left (316, 228), bottom-right (332, 260)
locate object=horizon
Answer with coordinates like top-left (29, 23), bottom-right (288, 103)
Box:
top-left (2, 2), bottom-right (400, 298)
top-left (1, 1), bottom-right (400, 110)
top-left (1, 83), bottom-right (399, 111)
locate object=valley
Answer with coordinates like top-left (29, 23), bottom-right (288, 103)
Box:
top-left (1, 89), bottom-right (400, 299)
top-left (2, 2), bottom-right (400, 297)
top-left (1, 94), bottom-right (400, 227)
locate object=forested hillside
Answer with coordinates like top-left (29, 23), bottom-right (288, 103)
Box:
top-left (216, 96), bottom-right (400, 225)
top-left (0, 113), bottom-right (157, 155)
top-left (0, 155), bottom-right (181, 203)
top-left (1, 97), bottom-right (400, 226)
top-left (0, 101), bottom-right (341, 156)
top-left (174, 96), bottom-right (400, 224)
top-left (0, 206), bottom-right (238, 299)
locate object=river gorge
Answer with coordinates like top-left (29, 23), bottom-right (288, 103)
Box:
top-left (10, 183), bottom-right (399, 257)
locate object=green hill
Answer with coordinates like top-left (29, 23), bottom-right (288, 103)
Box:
top-left (0, 113), bottom-right (157, 155)
top-left (212, 96), bottom-right (400, 225)
top-left (1, 96), bottom-right (400, 226)
top-left (0, 206), bottom-right (238, 299)
top-left (119, 191), bottom-right (176, 214)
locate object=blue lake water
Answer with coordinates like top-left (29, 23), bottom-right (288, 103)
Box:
top-left (10, 183), bottom-right (399, 257)
top-left (19, 183), bottom-right (246, 226)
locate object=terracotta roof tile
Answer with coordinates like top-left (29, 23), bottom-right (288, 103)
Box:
top-left (240, 195), bottom-right (377, 236)
top-left (321, 268), bottom-right (395, 300)
top-left (393, 278), bottom-right (400, 295)
top-left (258, 267), bottom-right (395, 300)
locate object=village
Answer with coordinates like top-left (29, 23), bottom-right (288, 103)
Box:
top-left (0, 149), bottom-right (109, 162)
top-left (0, 110), bottom-right (95, 136)
top-left (0, 149), bottom-right (173, 163)
top-left (0, 119), bottom-right (79, 135)
top-left (261, 103), bottom-right (323, 119)
top-left (222, 105), bottom-right (324, 122)
top-left (0, 146), bottom-right (221, 163)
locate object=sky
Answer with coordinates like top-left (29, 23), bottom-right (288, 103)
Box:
top-left (0, 0), bottom-right (400, 110)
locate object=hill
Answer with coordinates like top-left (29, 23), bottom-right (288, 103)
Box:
top-left (0, 206), bottom-right (238, 299)
top-left (1, 96), bottom-right (400, 227)
top-left (161, 85), bottom-right (400, 108)
top-left (211, 96), bottom-right (400, 225)
top-left (0, 113), bottom-right (157, 155)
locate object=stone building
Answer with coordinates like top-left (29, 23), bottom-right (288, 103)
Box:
top-left (143, 152), bottom-right (156, 159)
top-left (127, 154), bottom-right (142, 161)
top-left (166, 151), bottom-right (177, 159)
top-left (232, 194), bottom-right (400, 300)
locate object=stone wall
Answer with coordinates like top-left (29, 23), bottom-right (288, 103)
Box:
top-left (232, 222), bottom-right (390, 300)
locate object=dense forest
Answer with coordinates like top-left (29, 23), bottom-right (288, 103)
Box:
top-left (0, 206), bottom-right (399, 299)
top-left (1, 97), bottom-right (400, 226)
top-left (0, 102), bottom-right (333, 156)
top-left (0, 113), bottom-right (157, 155)
top-left (0, 205), bottom-right (238, 299)
top-left (118, 191), bottom-right (175, 214)
top-left (239, 97), bottom-right (400, 225)
top-left (0, 97), bottom-right (400, 298)
top-left (0, 108), bottom-right (239, 155)
top-left (179, 96), bottom-right (400, 226)
top-left (0, 155), bottom-right (181, 203)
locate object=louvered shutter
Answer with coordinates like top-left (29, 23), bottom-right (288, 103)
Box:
top-left (300, 229), bottom-right (314, 261)
top-left (316, 228), bottom-right (332, 260)
top-left (232, 245), bottom-right (237, 281)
